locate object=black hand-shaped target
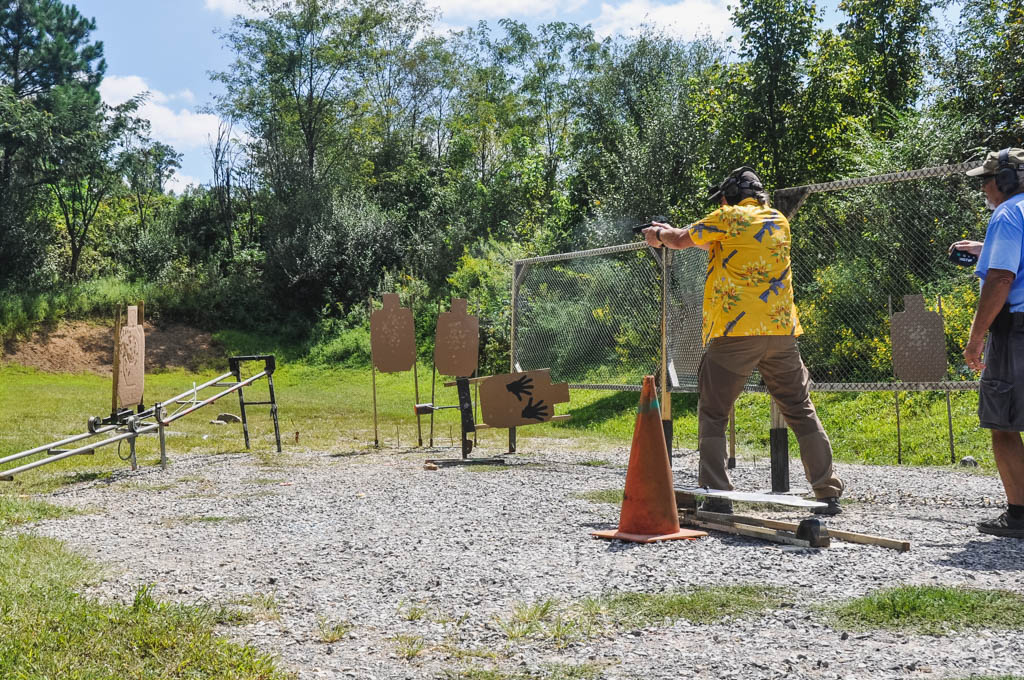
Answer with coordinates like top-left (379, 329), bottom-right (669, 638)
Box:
top-left (521, 397), bottom-right (548, 421)
top-left (506, 375), bottom-right (534, 401)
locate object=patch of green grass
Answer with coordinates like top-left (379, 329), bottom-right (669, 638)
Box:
top-left (391, 634), bottom-right (426, 660)
top-left (118, 481), bottom-right (177, 492)
top-left (0, 536), bottom-right (288, 678)
top-left (577, 459), bottom-right (611, 467)
top-left (401, 602), bottom-right (429, 621)
top-left (574, 489), bottom-right (623, 505)
top-left (0, 495), bottom-right (76, 530)
top-left (234, 592), bottom-right (280, 622)
top-left (316, 616), bottom-right (353, 642)
top-left (492, 586), bottom-right (780, 649)
top-left (161, 515), bottom-right (249, 527)
top-left (830, 586), bottom-right (1024, 634)
top-left (589, 585), bottom-right (784, 628)
top-left (495, 599), bottom-right (556, 640)
top-left (442, 663), bottom-right (605, 679)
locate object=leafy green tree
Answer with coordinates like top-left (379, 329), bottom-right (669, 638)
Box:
top-left (0, 0), bottom-right (105, 288)
top-left (837, 0), bottom-right (934, 129)
top-left (728, 0), bottom-right (818, 187)
top-left (934, 0), bottom-right (1024, 146)
top-left (43, 93), bottom-right (139, 280)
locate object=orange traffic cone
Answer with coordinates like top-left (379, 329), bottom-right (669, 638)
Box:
top-left (592, 376), bottom-right (706, 543)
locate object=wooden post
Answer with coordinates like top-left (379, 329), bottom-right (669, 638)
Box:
top-left (769, 398), bottom-right (789, 492)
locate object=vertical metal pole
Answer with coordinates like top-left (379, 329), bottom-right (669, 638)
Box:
top-left (411, 295), bottom-right (423, 447)
top-left (157, 403), bottom-right (167, 469)
top-left (475, 374), bottom-right (483, 448)
top-left (112, 304), bottom-right (122, 416)
top-left (728, 406), bottom-right (737, 469)
top-left (769, 398), bottom-right (789, 492)
top-left (235, 363), bottom-right (251, 450)
top-left (661, 249), bottom-right (672, 460)
top-left (895, 391), bottom-right (903, 465)
top-left (939, 294), bottom-right (955, 464)
top-left (430, 300), bottom-right (439, 448)
top-left (946, 390), bottom-right (956, 464)
top-left (369, 296), bottom-right (380, 448)
top-left (266, 369), bottom-right (282, 453)
top-left (509, 261), bottom-right (521, 454)
top-left (129, 436), bottom-right (137, 471)
top-left (890, 295), bottom-right (901, 464)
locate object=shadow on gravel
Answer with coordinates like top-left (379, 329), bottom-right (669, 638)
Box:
top-left (935, 539), bottom-right (1024, 572)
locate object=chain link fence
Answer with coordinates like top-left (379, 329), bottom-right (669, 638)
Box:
top-left (512, 162), bottom-right (990, 393)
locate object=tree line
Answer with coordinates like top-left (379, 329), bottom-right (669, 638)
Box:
top-left (1, 0), bottom-right (1021, 371)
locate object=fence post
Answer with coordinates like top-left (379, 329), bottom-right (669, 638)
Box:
top-left (769, 398), bottom-right (789, 492)
top-left (508, 262), bottom-right (523, 454)
top-left (661, 249), bottom-right (672, 460)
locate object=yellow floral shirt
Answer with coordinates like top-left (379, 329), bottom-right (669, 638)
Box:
top-left (688, 198), bottom-right (803, 343)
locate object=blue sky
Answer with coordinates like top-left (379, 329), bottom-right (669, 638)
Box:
top-left (73, 0), bottom-right (832, 191)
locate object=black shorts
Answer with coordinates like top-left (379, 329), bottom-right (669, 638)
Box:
top-left (979, 307), bottom-right (1024, 431)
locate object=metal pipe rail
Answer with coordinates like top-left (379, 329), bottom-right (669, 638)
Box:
top-left (1, 424), bottom-right (159, 481)
top-left (158, 371), bottom-right (267, 425)
top-left (0, 424), bottom-right (118, 467)
top-left (1, 355), bottom-right (282, 481)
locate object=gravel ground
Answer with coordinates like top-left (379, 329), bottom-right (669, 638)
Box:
top-left (21, 435), bottom-right (1024, 680)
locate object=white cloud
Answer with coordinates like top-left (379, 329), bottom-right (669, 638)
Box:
top-left (175, 89), bottom-right (197, 104)
top-left (426, 0), bottom-right (582, 20)
top-left (203, 0), bottom-right (257, 17)
top-left (99, 75), bottom-right (223, 153)
top-left (166, 171), bottom-right (200, 195)
top-left (590, 0), bottom-right (733, 40)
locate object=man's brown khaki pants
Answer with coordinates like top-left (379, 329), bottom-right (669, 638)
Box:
top-left (697, 336), bottom-right (844, 499)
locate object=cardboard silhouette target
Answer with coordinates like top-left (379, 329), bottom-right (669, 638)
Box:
top-left (891, 295), bottom-right (946, 382)
top-left (434, 298), bottom-right (479, 377)
top-left (117, 306), bottom-right (145, 408)
top-left (371, 293), bottom-right (416, 373)
top-left (479, 370), bottom-right (569, 428)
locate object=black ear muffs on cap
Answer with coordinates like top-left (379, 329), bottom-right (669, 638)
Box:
top-left (721, 166), bottom-right (762, 205)
top-left (995, 148), bottom-right (1022, 195)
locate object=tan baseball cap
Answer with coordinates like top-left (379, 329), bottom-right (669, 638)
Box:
top-left (965, 148), bottom-right (1024, 177)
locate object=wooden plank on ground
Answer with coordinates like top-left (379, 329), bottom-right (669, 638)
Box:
top-left (681, 513), bottom-right (814, 548)
top-left (826, 528), bottom-right (911, 552)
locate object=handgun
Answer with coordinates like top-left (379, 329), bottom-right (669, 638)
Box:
top-left (632, 216), bottom-right (669, 234)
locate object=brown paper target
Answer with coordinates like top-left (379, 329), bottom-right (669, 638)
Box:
top-left (434, 298), bottom-right (479, 377)
top-left (370, 293), bottom-right (416, 373)
top-left (117, 306), bottom-right (145, 407)
top-left (890, 294), bottom-right (946, 382)
top-left (479, 370), bottom-right (570, 428)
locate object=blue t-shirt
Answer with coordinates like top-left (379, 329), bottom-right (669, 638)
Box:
top-left (976, 193), bottom-right (1024, 312)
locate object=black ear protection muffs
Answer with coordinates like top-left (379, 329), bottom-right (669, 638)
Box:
top-left (709, 166), bottom-right (764, 205)
top-left (995, 148), bottom-right (1022, 195)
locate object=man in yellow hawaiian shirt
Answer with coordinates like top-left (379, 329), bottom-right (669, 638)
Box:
top-left (643, 167), bottom-right (844, 515)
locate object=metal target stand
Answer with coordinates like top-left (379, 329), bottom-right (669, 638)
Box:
top-left (417, 376), bottom-right (506, 467)
top-left (1, 355), bottom-right (282, 481)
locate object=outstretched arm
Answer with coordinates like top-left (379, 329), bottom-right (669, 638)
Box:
top-left (642, 222), bottom-right (708, 251)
